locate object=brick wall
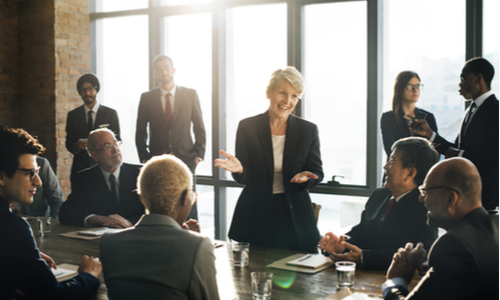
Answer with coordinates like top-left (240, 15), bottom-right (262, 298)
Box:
top-left (0, 2), bottom-right (20, 127)
top-left (0, 0), bottom-right (91, 197)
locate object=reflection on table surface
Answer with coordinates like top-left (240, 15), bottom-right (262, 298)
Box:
top-left (28, 217), bottom-right (415, 300)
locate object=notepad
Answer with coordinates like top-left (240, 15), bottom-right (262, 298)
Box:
top-left (77, 227), bottom-right (124, 236)
top-left (267, 253), bottom-right (334, 274)
top-left (286, 253), bottom-right (333, 269)
top-left (52, 264), bottom-right (78, 282)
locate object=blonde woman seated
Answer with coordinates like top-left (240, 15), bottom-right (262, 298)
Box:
top-left (100, 155), bottom-right (219, 300)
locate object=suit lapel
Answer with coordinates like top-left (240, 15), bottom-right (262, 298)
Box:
top-left (153, 87), bottom-right (168, 124)
top-left (94, 106), bottom-right (104, 129)
top-left (257, 112), bottom-right (274, 181)
top-left (171, 87), bottom-right (183, 125)
top-left (283, 114), bottom-right (299, 179)
top-left (91, 166), bottom-right (114, 211)
top-left (77, 106), bottom-right (86, 129)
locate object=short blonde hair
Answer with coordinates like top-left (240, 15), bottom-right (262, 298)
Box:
top-left (137, 155), bottom-right (192, 216)
top-left (267, 67), bottom-right (304, 96)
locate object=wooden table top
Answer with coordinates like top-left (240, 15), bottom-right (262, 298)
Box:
top-left (29, 217), bottom-right (406, 300)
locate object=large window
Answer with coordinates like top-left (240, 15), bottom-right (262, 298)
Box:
top-left (91, 1), bottom-right (491, 240)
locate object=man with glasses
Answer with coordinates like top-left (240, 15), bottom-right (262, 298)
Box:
top-left (135, 54), bottom-right (206, 220)
top-left (383, 157), bottom-right (499, 300)
top-left (0, 127), bottom-right (102, 299)
top-left (100, 154), bottom-right (218, 299)
top-left (66, 73), bottom-right (121, 187)
top-left (59, 128), bottom-right (144, 228)
top-left (319, 137), bottom-right (439, 270)
top-left (411, 57), bottom-right (498, 210)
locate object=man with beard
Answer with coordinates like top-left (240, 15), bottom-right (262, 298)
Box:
top-left (66, 74), bottom-right (121, 187)
top-left (59, 128), bottom-right (144, 228)
top-left (136, 55), bottom-right (206, 220)
top-left (383, 157), bottom-right (499, 300)
top-left (411, 58), bottom-right (498, 210)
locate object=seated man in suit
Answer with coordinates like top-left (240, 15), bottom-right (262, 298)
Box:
top-left (319, 137), bottom-right (439, 270)
top-left (411, 58), bottom-right (498, 210)
top-left (100, 154), bottom-right (219, 300)
top-left (383, 157), bottom-right (499, 300)
top-left (59, 128), bottom-right (144, 228)
top-left (0, 127), bottom-right (101, 299)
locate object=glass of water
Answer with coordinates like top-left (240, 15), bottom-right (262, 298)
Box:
top-left (231, 241), bottom-right (250, 267)
top-left (251, 271), bottom-right (273, 300)
top-left (335, 261), bottom-right (356, 289)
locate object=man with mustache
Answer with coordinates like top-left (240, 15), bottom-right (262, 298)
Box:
top-left (411, 58), bottom-right (498, 210)
top-left (59, 128), bottom-right (144, 228)
top-left (66, 74), bottom-right (121, 187)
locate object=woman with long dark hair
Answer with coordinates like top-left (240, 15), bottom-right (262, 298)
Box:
top-left (380, 71), bottom-right (438, 157)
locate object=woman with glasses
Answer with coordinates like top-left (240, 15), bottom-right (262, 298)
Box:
top-left (380, 71), bottom-right (438, 158)
top-left (215, 67), bottom-right (323, 253)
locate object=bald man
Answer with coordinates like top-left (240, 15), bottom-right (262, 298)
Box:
top-left (383, 157), bottom-right (499, 300)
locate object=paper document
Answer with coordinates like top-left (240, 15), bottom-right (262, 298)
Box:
top-left (77, 227), bottom-right (125, 236)
top-left (286, 253), bottom-right (333, 269)
top-left (51, 264), bottom-right (78, 282)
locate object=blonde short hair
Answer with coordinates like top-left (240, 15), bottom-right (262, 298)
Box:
top-left (267, 67), bottom-right (304, 96)
top-left (137, 154), bottom-right (192, 215)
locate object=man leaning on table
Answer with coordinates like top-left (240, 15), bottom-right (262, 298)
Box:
top-left (0, 127), bottom-right (101, 299)
top-left (383, 157), bottom-right (499, 300)
top-left (100, 154), bottom-right (219, 300)
top-left (59, 128), bottom-right (144, 228)
top-left (319, 137), bottom-right (439, 270)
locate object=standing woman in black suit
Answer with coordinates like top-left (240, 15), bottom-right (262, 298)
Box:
top-left (215, 67), bottom-right (323, 253)
top-left (380, 71), bottom-right (438, 158)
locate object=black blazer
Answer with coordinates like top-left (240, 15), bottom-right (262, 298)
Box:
top-left (346, 188), bottom-right (438, 270)
top-left (65, 104), bottom-right (121, 179)
top-left (433, 94), bottom-right (499, 209)
top-left (229, 112), bottom-right (323, 253)
top-left (59, 163), bottom-right (144, 227)
top-left (385, 208), bottom-right (499, 300)
top-left (135, 86), bottom-right (206, 171)
top-left (0, 197), bottom-right (100, 299)
top-left (380, 107), bottom-right (438, 157)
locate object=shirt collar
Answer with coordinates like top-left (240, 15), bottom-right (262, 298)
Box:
top-left (393, 189), bottom-right (412, 203)
top-left (100, 164), bottom-right (122, 182)
top-left (160, 85), bottom-right (177, 98)
top-left (84, 101), bottom-right (100, 114)
top-left (472, 90), bottom-right (494, 108)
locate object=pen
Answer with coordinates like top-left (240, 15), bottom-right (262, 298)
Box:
top-left (298, 254), bottom-right (312, 261)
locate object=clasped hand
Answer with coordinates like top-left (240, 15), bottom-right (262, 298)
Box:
top-left (318, 232), bottom-right (362, 264)
top-left (387, 242), bottom-right (428, 284)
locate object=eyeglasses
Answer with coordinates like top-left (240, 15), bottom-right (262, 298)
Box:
top-left (17, 167), bottom-right (40, 182)
top-left (189, 191), bottom-right (198, 206)
top-left (80, 86), bottom-right (96, 93)
top-left (95, 141), bottom-right (122, 152)
top-left (418, 185), bottom-right (460, 198)
top-left (405, 84), bottom-right (424, 91)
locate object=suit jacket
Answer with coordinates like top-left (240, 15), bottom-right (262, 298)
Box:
top-left (59, 163), bottom-right (144, 227)
top-left (100, 214), bottom-right (220, 300)
top-left (385, 207), bottom-right (499, 300)
top-left (135, 86), bottom-right (206, 171)
top-left (228, 112), bottom-right (323, 253)
top-left (17, 157), bottom-right (63, 218)
top-left (0, 196), bottom-right (100, 299)
top-left (433, 94), bottom-right (499, 209)
top-left (380, 108), bottom-right (438, 157)
top-left (346, 188), bottom-right (438, 270)
top-left (66, 104), bottom-right (121, 180)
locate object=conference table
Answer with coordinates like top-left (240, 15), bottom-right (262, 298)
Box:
top-left (28, 218), bottom-right (415, 300)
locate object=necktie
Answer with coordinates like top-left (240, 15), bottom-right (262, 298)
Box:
top-left (166, 93), bottom-right (172, 126)
top-left (87, 111), bottom-right (93, 134)
top-left (461, 102), bottom-right (477, 134)
top-left (109, 174), bottom-right (119, 210)
top-left (384, 198), bottom-right (396, 219)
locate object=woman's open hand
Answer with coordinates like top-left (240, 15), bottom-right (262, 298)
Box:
top-left (214, 150), bottom-right (243, 174)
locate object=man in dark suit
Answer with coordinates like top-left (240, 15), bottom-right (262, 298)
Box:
top-left (66, 73), bottom-right (121, 187)
top-left (319, 137), bottom-right (439, 270)
top-left (136, 54), bottom-right (206, 219)
top-left (411, 58), bottom-right (498, 210)
top-left (383, 157), bottom-right (499, 300)
top-left (0, 127), bottom-right (101, 299)
top-left (59, 128), bottom-right (144, 228)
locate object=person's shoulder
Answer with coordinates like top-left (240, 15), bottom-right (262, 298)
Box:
top-left (75, 164), bottom-right (100, 179)
top-left (380, 110), bottom-right (395, 121)
top-left (176, 86), bottom-right (197, 94)
top-left (2, 213), bottom-right (36, 249)
top-left (239, 112), bottom-right (267, 126)
top-left (68, 105), bottom-right (84, 115)
top-left (99, 105), bottom-right (118, 114)
top-left (121, 162), bottom-right (143, 174)
top-left (370, 187), bottom-right (392, 198)
top-left (140, 87), bottom-right (160, 99)
top-left (36, 156), bottom-right (50, 167)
